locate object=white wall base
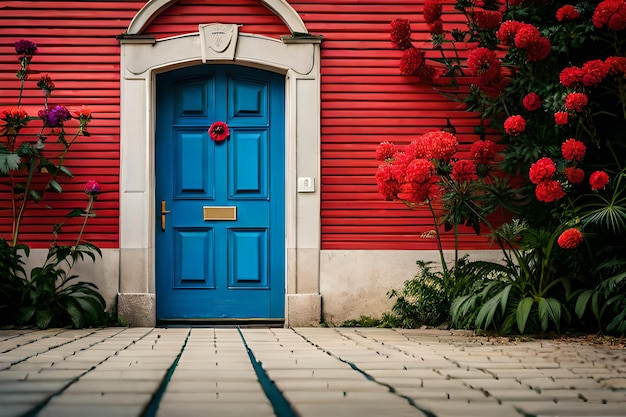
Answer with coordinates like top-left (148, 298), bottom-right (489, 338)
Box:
top-left (319, 249), bottom-right (505, 325)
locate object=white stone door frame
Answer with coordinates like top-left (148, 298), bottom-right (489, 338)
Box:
top-left (117, 0), bottom-right (322, 326)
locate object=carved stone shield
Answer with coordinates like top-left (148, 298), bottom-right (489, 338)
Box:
top-left (206, 24), bottom-right (234, 53)
top-left (199, 23), bottom-right (239, 61)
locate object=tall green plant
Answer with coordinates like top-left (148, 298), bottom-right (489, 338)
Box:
top-left (452, 220), bottom-right (574, 334)
top-left (1, 39), bottom-right (106, 329)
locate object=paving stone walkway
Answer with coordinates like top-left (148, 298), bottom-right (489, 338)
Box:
top-left (0, 327), bottom-right (625, 417)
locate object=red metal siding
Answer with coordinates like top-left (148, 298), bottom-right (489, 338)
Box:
top-left (1, 0), bottom-right (492, 251)
top-left (0, 1), bottom-right (145, 248)
top-left (287, 0), bottom-right (491, 250)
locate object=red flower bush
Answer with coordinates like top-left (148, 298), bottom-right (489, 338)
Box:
top-left (535, 180), bottom-right (565, 202)
top-left (503, 115), bottom-right (526, 136)
top-left (423, 0), bottom-right (443, 24)
top-left (522, 92), bottom-right (541, 111)
top-left (589, 170), bottom-right (610, 190)
top-left (375, 163), bottom-right (400, 200)
top-left (606, 55), bottom-right (626, 75)
top-left (473, 9), bottom-right (503, 30)
top-left (400, 47), bottom-right (425, 75)
top-left (391, 18), bottom-right (412, 50)
top-left (470, 139), bottom-right (496, 164)
top-left (376, 141), bottom-right (396, 161)
top-left (564, 92), bottom-right (589, 112)
top-left (405, 159), bottom-right (436, 184)
top-left (429, 20), bottom-right (444, 35)
top-left (581, 59), bottom-right (610, 87)
top-left (561, 138), bottom-right (586, 162)
top-left (565, 167), bottom-right (585, 184)
top-left (412, 131), bottom-right (459, 161)
top-left (557, 228), bottom-right (583, 249)
top-left (556, 5), bottom-right (580, 22)
top-left (593, 0), bottom-right (626, 31)
top-left (529, 157), bottom-right (557, 184)
top-left (554, 111), bottom-right (569, 125)
top-left (397, 181), bottom-right (437, 204)
top-left (451, 160), bottom-right (478, 183)
top-left (559, 66), bottom-right (584, 88)
top-left (526, 37), bottom-right (552, 62)
top-left (467, 47), bottom-right (502, 88)
top-left (496, 20), bottom-right (522, 46)
top-left (514, 24), bottom-right (541, 49)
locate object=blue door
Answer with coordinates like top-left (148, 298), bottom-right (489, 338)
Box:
top-left (155, 65), bottom-right (285, 320)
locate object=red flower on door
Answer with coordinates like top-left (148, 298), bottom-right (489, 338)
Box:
top-left (209, 121), bottom-right (230, 142)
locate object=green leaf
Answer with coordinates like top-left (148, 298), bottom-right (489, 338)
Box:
top-left (18, 305), bottom-right (36, 324)
top-left (537, 297), bottom-right (562, 333)
top-left (36, 309), bottom-right (53, 329)
top-left (28, 189), bottom-right (42, 202)
top-left (66, 208), bottom-right (84, 218)
top-left (66, 300), bottom-right (83, 328)
top-left (516, 297), bottom-right (534, 334)
top-left (475, 284), bottom-right (512, 330)
top-left (59, 165), bottom-right (73, 177)
top-left (48, 179), bottom-right (62, 194)
top-left (575, 290), bottom-right (595, 319)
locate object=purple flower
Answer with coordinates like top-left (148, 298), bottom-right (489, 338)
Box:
top-left (14, 39), bottom-right (38, 56)
top-left (85, 180), bottom-right (102, 196)
top-left (38, 105), bottom-right (71, 127)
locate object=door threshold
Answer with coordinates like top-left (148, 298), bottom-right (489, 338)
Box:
top-left (158, 318), bottom-right (285, 328)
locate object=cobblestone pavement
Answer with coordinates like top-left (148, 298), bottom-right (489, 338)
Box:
top-left (1, 327), bottom-right (625, 417)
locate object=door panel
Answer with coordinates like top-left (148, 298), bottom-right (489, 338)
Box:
top-left (155, 65), bottom-right (285, 320)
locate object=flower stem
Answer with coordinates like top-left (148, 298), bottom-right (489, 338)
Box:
top-left (428, 199), bottom-right (448, 275)
top-left (12, 156), bottom-right (37, 246)
top-left (76, 197), bottom-right (94, 247)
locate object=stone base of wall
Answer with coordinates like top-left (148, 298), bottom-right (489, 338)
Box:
top-left (285, 293), bottom-right (322, 327)
top-left (319, 249), bottom-right (505, 325)
top-left (118, 293), bottom-right (156, 327)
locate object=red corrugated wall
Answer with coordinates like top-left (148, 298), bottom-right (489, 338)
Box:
top-left (1, 0), bottom-right (492, 251)
top-left (0, 1), bottom-right (145, 248)
top-left (292, 0), bottom-right (492, 250)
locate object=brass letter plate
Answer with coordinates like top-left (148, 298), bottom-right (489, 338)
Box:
top-left (203, 206), bottom-right (237, 221)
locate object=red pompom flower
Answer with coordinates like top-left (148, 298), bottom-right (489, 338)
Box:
top-left (554, 111), bottom-right (569, 125)
top-left (473, 9), bottom-right (503, 30)
top-left (503, 115), bottom-right (526, 136)
top-left (565, 167), bottom-right (585, 184)
top-left (564, 92), bottom-right (589, 112)
top-left (589, 171), bottom-right (610, 190)
top-left (557, 228), bottom-right (583, 249)
top-left (376, 142), bottom-right (397, 161)
top-left (522, 92), bottom-right (541, 111)
top-left (535, 180), bottom-right (565, 203)
top-left (423, 0), bottom-right (443, 23)
top-left (451, 160), bottom-right (478, 183)
top-left (209, 121), bottom-right (230, 142)
top-left (556, 5), bottom-right (580, 22)
top-left (529, 157), bottom-right (557, 184)
top-left (561, 138), bottom-right (586, 162)
top-left (470, 140), bottom-right (497, 164)
top-left (390, 18), bottom-right (412, 50)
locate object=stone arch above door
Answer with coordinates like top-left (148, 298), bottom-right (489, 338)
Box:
top-left (126, 0), bottom-right (309, 36)
top-left (116, 0), bottom-right (322, 327)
